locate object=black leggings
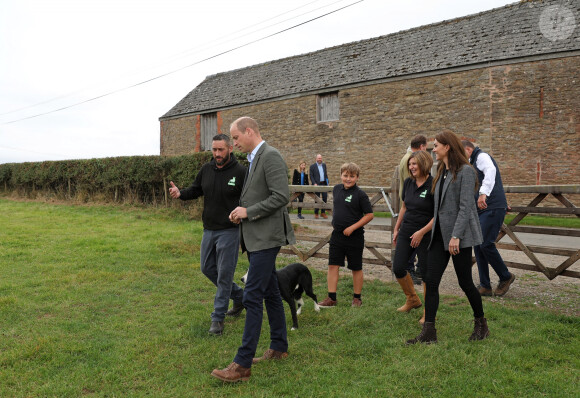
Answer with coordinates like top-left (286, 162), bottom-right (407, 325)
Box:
top-left (392, 231), bottom-right (430, 279)
top-left (424, 224), bottom-right (484, 323)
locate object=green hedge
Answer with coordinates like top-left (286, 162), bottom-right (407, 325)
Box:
top-left (0, 153), bottom-right (248, 204)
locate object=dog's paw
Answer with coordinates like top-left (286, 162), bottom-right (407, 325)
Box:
top-left (291, 326), bottom-right (298, 331)
top-left (314, 303), bottom-right (321, 312)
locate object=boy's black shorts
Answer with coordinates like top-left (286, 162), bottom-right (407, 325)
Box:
top-left (328, 241), bottom-right (364, 271)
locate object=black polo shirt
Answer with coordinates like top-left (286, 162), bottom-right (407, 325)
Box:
top-left (400, 176), bottom-right (434, 238)
top-left (331, 184), bottom-right (373, 246)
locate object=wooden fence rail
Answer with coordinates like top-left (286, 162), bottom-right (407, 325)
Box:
top-left (499, 185), bottom-right (580, 280)
top-left (281, 180), bottom-right (580, 280)
top-left (281, 185), bottom-right (396, 268)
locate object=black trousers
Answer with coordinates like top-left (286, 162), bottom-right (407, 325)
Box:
top-left (314, 181), bottom-right (328, 215)
top-left (392, 231), bottom-right (430, 279)
top-left (424, 224), bottom-right (484, 323)
top-left (295, 193), bottom-right (305, 214)
top-left (233, 247), bottom-right (287, 367)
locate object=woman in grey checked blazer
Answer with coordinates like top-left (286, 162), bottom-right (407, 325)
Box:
top-left (406, 131), bottom-right (489, 345)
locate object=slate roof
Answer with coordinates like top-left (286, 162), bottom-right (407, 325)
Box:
top-left (161, 0), bottom-right (579, 119)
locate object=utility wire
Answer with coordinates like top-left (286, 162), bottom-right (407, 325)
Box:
top-left (0, 145), bottom-right (70, 158)
top-left (157, 0), bottom-right (338, 67)
top-left (2, 0), bottom-right (363, 125)
top-left (0, 0), bottom-right (327, 116)
top-left (0, 0), bottom-right (358, 119)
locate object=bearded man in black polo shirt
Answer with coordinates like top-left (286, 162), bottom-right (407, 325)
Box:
top-left (169, 134), bottom-right (246, 335)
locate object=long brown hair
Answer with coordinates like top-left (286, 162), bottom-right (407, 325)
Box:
top-left (431, 131), bottom-right (474, 193)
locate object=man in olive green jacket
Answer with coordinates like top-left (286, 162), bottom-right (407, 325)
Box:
top-left (211, 116), bottom-right (296, 383)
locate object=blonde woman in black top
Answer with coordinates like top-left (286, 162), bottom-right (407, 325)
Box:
top-left (392, 151), bottom-right (434, 324)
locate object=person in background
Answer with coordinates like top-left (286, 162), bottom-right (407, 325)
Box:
top-left (168, 134), bottom-right (246, 336)
top-left (292, 161), bottom-right (309, 219)
top-left (309, 154), bottom-right (329, 219)
top-left (317, 163), bottom-right (374, 308)
top-left (407, 131), bottom-right (488, 345)
top-left (398, 135), bottom-right (428, 285)
top-left (463, 140), bottom-right (515, 297)
top-left (392, 150), bottom-right (434, 324)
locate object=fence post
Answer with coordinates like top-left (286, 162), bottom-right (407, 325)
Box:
top-left (163, 179), bottom-right (168, 207)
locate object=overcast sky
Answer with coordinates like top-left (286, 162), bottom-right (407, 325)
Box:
top-left (0, 0), bottom-right (515, 164)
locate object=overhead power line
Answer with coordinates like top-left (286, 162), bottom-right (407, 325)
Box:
top-left (1, 0), bottom-right (364, 125)
top-left (0, 144), bottom-right (70, 158)
top-left (0, 0), bottom-right (331, 117)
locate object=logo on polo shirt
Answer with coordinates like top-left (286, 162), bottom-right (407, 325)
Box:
top-left (228, 177), bottom-right (236, 186)
top-left (420, 189), bottom-right (427, 198)
top-left (345, 194), bottom-right (352, 203)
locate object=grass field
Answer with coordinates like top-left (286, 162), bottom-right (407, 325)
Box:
top-left (1, 198), bottom-right (578, 397)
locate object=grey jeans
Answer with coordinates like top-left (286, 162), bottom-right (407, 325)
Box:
top-left (200, 227), bottom-right (244, 322)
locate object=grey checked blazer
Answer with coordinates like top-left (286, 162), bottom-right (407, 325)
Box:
top-left (239, 142), bottom-right (296, 252)
top-left (430, 164), bottom-right (483, 250)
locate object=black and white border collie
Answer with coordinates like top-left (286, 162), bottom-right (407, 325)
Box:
top-left (241, 262), bottom-right (320, 330)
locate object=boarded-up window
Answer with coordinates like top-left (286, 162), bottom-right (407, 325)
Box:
top-left (317, 92), bottom-right (339, 122)
top-left (201, 113), bottom-right (217, 151)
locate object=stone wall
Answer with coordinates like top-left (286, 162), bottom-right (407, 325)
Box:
top-left (160, 56), bottom-right (580, 188)
top-left (160, 114), bottom-right (199, 156)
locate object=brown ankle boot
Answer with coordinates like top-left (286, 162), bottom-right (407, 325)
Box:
top-left (469, 317), bottom-right (490, 341)
top-left (396, 274), bottom-right (422, 312)
top-left (406, 322), bottom-right (437, 345)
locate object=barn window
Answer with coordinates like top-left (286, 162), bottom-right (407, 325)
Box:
top-left (317, 92), bottom-right (339, 122)
top-left (200, 112), bottom-right (217, 151)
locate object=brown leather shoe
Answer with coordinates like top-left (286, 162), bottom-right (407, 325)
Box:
top-left (317, 297), bottom-right (337, 307)
top-left (351, 297), bottom-right (362, 307)
top-left (252, 348), bottom-right (289, 364)
top-left (211, 362), bottom-right (251, 382)
top-left (478, 285), bottom-right (493, 297)
top-left (321, 213), bottom-right (328, 219)
top-left (314, 214), bottom-right (319, 219)
top-left (494, 273), bottom-right (516, 297)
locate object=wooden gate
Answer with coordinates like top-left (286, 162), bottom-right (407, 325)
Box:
top-left (280, 184), bottom-right (397, 269)
top-left (281, 179), bottom-right (580, 280)
top-left (497, 185), bottom-right (580, 280)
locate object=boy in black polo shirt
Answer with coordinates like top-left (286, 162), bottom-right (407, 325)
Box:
top-left (318, 163), bottom-right (374, 308)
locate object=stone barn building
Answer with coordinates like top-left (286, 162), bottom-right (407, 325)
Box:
top-left (159, 0), bottom-right (579, 187)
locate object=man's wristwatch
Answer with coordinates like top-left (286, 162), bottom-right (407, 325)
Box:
top-left (452, 236), bottom-right (459, 240)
